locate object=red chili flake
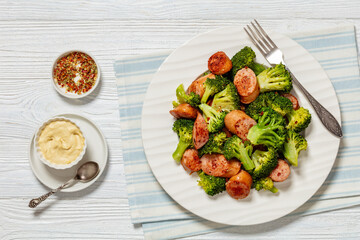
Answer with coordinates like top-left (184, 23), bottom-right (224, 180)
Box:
top-left (260, 111), bottom-right (264, 116)
top-left (295, 121), bottom-right (298, 124)
top-left (54, 51), bottom-right (98, 95)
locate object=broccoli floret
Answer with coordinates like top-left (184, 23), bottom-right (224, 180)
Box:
top-left (197, 170), bottom-right (226, 196)
top-left (251, 149), bottom-right (278, 179)
top-left (199, 103), bottom-right (226, 133)
top-left (231, 46), bottom-right (256, 76)
top-left (246, 92), bottom-right (292, 120)
top-left (173, 84), bottom-right (201, 108)
top-left (249, 61), bottom-right (267, 76)
top-left (286, 107), bottom-right (311, 133)
top-left (172, 119), bottom-right (194, 163)
top-left (223, 136), bottom-right (255, 171)
top-left (282, 130), bottom-right (308, 166)
top-left (247, 107), bottom-right (286, 150)
top-left (253, 177), bottom-right (278, 193)
top-left (201, 75), bottom-right (230, 103)
top-left (269, 94), bottom-right (293, 116)
top-left (212, 82), bottom-right (241, 112)
top-left (199, 132), bottom-right (227, 157)
top-left (257, 64), bottom-right (293, 93)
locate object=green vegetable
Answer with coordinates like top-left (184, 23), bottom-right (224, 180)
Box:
top-left (173, 84), bottom-right (201, 108)
top-left (223, 136), bottom-right (255, 171)
top-left (253, 177), bottom-right (278, 193)
top-left (212, 82), bottom-right (241, 112)
top-left (199, 132), bottom-right (227, 157)
top-left (198, 103), bottom-right (226, 133)
top-left (197, 170), bottom-right (226, 196)
top-left (286, 107), bottom-right (311, 133)
top-left (172, 119), bottom-right (194, 163)
top-left (282, 130), bottom-right (308, 166)
top-left (257, 64), bottom-right (292, 93)
top-left (251, 149), bottom-right (278, 180)
top-left (270, 94), bottom-right (293, 116)
top-left (247, 107), bottom-right (286, 150)
top-left (231, 46), bottom-right (256, 76)
top-left (201, 75), bottom-right (230, 104)
top-left (249, 62), bottom-right (267, 76)
top-left (246, 92), bottom-right (292, 120)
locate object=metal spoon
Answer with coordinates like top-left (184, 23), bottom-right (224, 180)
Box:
top-left (29, 161), bottom-right (100, 208)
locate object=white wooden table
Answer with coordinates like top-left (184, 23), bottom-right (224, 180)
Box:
top-left (1, 1), bottom-right (360, 239)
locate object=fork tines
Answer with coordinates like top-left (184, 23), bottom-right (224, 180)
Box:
top-left (244, 20), bottom-right (277, 56)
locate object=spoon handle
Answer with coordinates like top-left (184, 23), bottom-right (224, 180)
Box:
top-left (29, 178), bottom-right (76, 208)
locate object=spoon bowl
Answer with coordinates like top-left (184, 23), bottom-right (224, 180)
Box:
top-left (76, 161), bottom-right (100, 182)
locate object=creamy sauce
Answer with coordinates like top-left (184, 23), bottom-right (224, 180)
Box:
top-left (38, 120), bottom-right (85, 165)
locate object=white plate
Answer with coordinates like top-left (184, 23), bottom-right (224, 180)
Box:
top-left (141, 27), bottom-right (341, 225)
top-left (29, 113), bottom-right (108, 192)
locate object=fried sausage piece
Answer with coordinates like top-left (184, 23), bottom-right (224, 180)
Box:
top-left (269, 159), bottom-right (291, 182)
top-left (208, 51), bottom-right (233, 75)
top-left (282, 93), bottom-right (300, 110)
top-left (193, 112), bottom-right (209, 149)
top-left (201, 154), bottom-right (229, 177)
top-left (181, 149), bottom-right (202, 173)
top-left (187, 73), bottom-right (215, 98)
top-left (234, 67), bottom-right (260, 104)
top-left (170, 103), bottom-right (198, 119)
top-left (220, 159), bottom-right (241, 178)
top-left (224, 110), bottom-right (256, 141)
top-left (226, 170), bottom-right (253, 199)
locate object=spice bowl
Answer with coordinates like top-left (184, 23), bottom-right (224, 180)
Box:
top-left (52, 50), bottom-right (101, 99)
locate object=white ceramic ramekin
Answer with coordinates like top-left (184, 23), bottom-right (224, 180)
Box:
top-left (51, 50), bottom-right (101, 99)
top-left (35, 117), bottom-right (87, 170)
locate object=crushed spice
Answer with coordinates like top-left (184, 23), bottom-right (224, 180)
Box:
top-left (54, 51), bottom-right (98, 94)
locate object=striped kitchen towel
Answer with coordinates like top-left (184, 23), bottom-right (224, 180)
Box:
top-left (114, 24), bottom-right (360, 239)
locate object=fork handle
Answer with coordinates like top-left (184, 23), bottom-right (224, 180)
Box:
top-left (290, 72), bottom-right (343, 138)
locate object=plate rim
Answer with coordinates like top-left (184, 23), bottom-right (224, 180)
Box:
top-left (28, 113), bottom-right (108, 193)
top-left (141, 26), bottom-right (341, 225)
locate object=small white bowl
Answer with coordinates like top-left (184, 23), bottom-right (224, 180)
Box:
top-left (35, 117), bottom-right (87, 170)
top-left (52, 50), bottom-right (101, 99)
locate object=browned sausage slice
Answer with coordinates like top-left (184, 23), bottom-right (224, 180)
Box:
top-left (187, 73), bottom-right (215, 98)
top-left (224, 110), bottom-right (257, 141)
top-left (226, 170), bottom-right (253, 199)
top-left (269, 159), bottom-right (291, 182)
top-left (220, 159), bottom-right (241, 178)
top-left (200, 154), bottom-right (229, 177)
top-left (234, 67), bottom-right (260, 104)
top-left (208, 51), bottom-right (233, 75)
top-left (193, 112), bottom-right (209, 149)
top-left (282, 93), bottom-right (300, 110)
top-left (169, 103), bottom-right (198, 119)
top-left (181, 149), bottom-right (202, 173)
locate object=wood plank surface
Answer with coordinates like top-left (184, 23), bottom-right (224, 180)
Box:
top-left (0, 0), bottom-right (360, 239)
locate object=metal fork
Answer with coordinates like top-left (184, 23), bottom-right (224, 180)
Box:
top-left (244, 20), bottom-right (343, 138)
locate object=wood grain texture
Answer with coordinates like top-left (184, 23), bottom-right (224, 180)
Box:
top-left (0, 0), bottom-right (360, 239)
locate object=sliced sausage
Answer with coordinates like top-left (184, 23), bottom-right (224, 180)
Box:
top-left (170, 103), bottom-right (198, 119)
top-left (193, 112), bottom-right (209, 149)
top-left (224, 110), bottom-right (257, 141)
top-left (220, 159), bottom-right (241, 178)
top-left (226, 170), bottom-right (253, 199)
top-left (234, 67), bottom-right (260, 104)
top-left (181, 149), bottom-right (202, 173)
top-left (269, 159), bottom-right (291, 182)
top-left (208, 51), bottom-right (233, 75)
top-left (187, 73), bottom-right (215, 98)
top-left (282, 93), bottom-right (300, 110)
top-left (201, 154), bottom-right (229, 177)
